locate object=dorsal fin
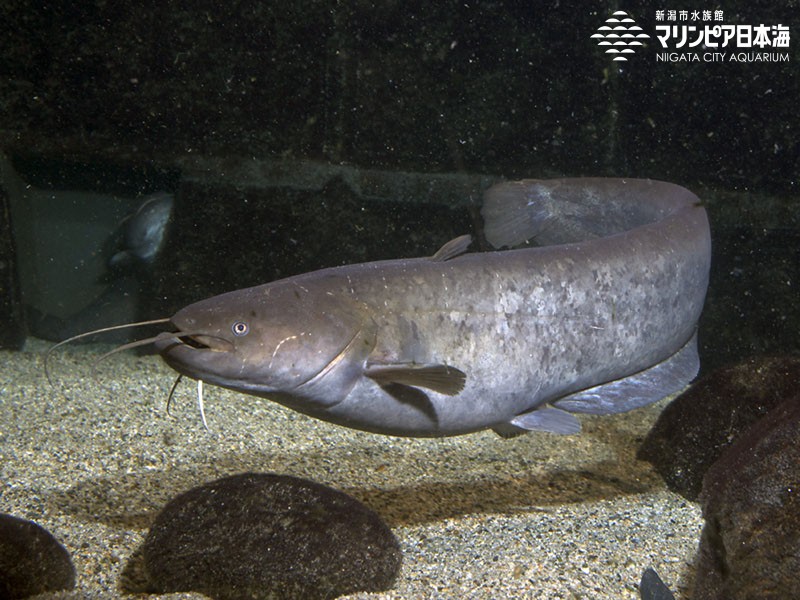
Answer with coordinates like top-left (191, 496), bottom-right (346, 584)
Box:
top-left (430, 234), bottom-right (472, 262)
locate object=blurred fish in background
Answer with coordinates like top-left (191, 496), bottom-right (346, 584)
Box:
top-left (105, 191), bottom-right (173, 274)
top-left (25, 191), bottom-right (174, 343)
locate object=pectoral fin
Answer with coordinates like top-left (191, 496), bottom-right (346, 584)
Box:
top-left (365, 363), bottom-right (466, 395)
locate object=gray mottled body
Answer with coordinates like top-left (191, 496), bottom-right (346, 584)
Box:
top-left (156, 178), bottom-right (710, 437)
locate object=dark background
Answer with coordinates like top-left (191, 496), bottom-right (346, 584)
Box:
top-left (0, 1), bottom-right (798, 371)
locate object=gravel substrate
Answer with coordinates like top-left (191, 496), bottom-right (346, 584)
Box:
top-left (1, 339), bottom-right (703, 599)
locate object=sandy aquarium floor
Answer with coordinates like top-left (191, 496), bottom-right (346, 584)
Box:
top-left (1, 339), bottom-right (703, 600)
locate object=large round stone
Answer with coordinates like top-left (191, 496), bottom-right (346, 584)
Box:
top-left (638, 356), bottom-right (800, 500)
top-left (143, 472), bottom-right (402, 599)
top-left (693, 395), bottom-right (800, 600)
top-left (0, 514), bottom-right (75, 599)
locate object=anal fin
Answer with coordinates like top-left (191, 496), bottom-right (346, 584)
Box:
top-left (502, 405), bottom-right (582, 435)
top-left (554, 333), bottom-right (700, 415)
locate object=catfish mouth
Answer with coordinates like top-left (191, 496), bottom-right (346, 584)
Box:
top-left (154, 330), bottom-right (234, 353)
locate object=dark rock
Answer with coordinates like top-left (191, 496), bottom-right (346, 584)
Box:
top-left (142, 472), bottom-right (402, 600)
top-left (637, 356), bottom-right (800, 500)
top-left (0, 513), bottom-right (75, 599)
top-left (693, 394), bottom-right (800, 600)
top-left (639, 567), bottom-right (675, 600)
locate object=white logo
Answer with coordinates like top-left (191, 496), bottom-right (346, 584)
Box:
top-left (654, 10), bottom-right (790, 63)
top-left (592, 10), bottom-right (651, 61)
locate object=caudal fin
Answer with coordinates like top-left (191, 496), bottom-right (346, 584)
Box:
top-left (481, 179), bottom-right (606, 248)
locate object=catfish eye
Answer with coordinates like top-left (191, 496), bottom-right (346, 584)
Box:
top-left (232, 321), bottom-right (249, 336)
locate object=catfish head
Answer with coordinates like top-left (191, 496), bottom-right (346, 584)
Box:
top-left (45, 238), bottom-right (469, 429)
top-left (154, 281), bottom-right (378, 408)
